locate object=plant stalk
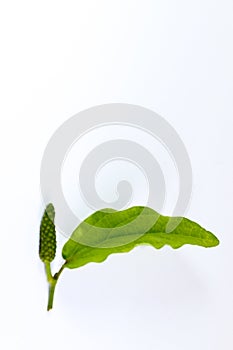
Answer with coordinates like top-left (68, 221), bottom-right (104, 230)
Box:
top-left (44, 261), bottom-right (66, 311)
top-left (47, 279), bottom-right (57, 311)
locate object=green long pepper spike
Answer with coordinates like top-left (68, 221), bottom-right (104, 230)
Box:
top-left (39, 203), bottom-right (57, 263)
top-left (39, 204), bottom-right (65, 311)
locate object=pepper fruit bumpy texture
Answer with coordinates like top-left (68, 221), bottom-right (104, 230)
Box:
top-left (39, 203), bottom-right (57, 263)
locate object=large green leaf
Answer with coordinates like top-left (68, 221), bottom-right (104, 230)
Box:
top-left (62, 206), bottom-right (219, 269)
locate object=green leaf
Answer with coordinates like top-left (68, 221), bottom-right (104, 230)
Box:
top-left (62, 206), bottom-right (219, 269)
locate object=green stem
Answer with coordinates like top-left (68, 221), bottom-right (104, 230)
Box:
top-left (44, 262), bottom-right (53, 283)
top-left (44, 261), bottom-right (67, 311)
top-left (47, 280), bottom-right (57, 311)
top-left (54, 263), bottom-right (66, 280)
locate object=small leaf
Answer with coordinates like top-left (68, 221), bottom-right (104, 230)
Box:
top-left (62, 206), bottom-right (219, 269)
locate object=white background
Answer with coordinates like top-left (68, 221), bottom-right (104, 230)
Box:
top-left (0, 1), bottom-right (233, 349)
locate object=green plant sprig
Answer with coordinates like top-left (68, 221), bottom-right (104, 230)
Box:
top-left (39, 204), bottom-right (219, 311)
